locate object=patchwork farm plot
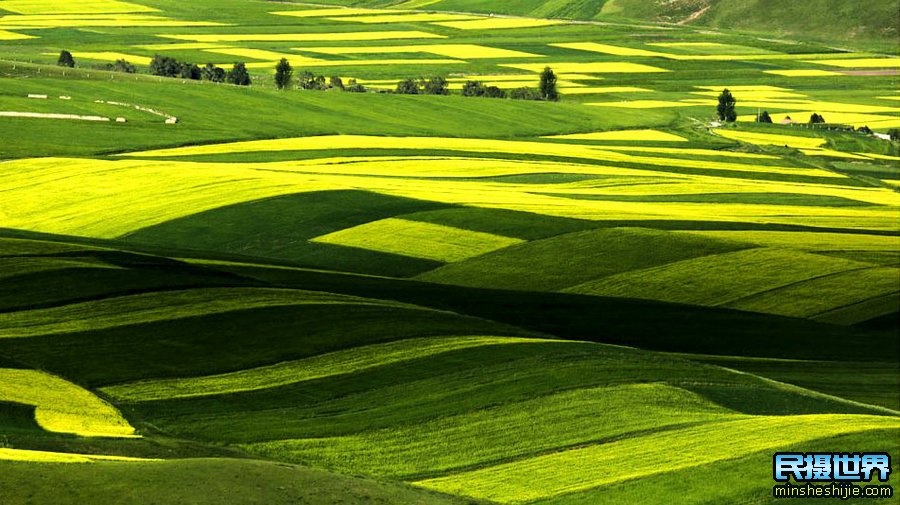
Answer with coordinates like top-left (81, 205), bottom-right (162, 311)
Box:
top-left (0, 0), bottom-right (898, 504)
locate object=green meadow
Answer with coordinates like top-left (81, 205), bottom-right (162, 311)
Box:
top-left (0, 0), bottom-right (898, 503)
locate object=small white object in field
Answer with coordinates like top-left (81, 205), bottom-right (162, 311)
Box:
top-left (115, 117), bottom-right (127, 123)
top-left (0, 111), bottom-right (110, 121)
top-left (27, 94), bottom-right (47, 99)
top-left (59, 96), bottom-right (71, 100)
top-left (96, 99), bottom-right (176, 123)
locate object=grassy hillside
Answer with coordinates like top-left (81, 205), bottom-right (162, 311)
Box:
top-left (599, 0), bottom-right (900, 47)
top-left (0, 458), bottom-right (473, 505)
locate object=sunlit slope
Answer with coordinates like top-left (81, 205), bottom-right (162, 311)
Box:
top-left (527, 428), bottom-right (900, 505)
top-left (0, 368), bottom-right (135, 437)
top-left (415, 416), bottom-right (900, 503)
top-left (2, 131), bottom-right (897, 321)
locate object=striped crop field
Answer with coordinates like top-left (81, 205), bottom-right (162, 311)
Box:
top-left (159, 31), bottom-right (447, 42)
top-left (544, 129), bottom-right (687, 142)
top-left (295, 44), bottom-right (542, 59)
top-left (101, 336), bottom-right (557, 402)
top-left (564, 248), bottom-right (874, 306)
top-left (0, 0), bottom-right (157, 14)
top-left (0, 448), bottom-right (154, 462)
top-left (0, 0), bottom-right (898, 503)
top-left (414, 414), bottom-right (900, 503)
top-left (433, 18), bottom-right (564, 30)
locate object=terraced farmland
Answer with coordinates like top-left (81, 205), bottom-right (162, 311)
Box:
top-left (0, 0), bottom-right (898, 503)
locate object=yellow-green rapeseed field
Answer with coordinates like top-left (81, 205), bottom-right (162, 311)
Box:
top-left (0, 368), bottom-right (136, 437)
top-left (311, 218), bottom-right (525, 262)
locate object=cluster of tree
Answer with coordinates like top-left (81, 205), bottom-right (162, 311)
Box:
top-left (716, 89), bottom-right (737, 122)
top-left (150, 55), bottom-right (198, 79)
top-left (395, 67), bottom-right (559, 101)
top-left (274, 59), bottom-right (365, 92)
top-left (461, 80), bottom-right (507, 98)
top-left (756, 109), bottom-right (898, 142)
top-left (150, 55), bottom-right (250, 85)
top-left (202, 63), bottom-right (226, 83)
top-left (105, 59), bottom-right (136, 73)
top-left (301, 73), bottom-right (365, 91)
top-left (395, 76), bottom-right (450, 95)
top-left (58, 49), bottom-right (135, 74)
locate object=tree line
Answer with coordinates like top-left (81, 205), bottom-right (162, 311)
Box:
top-left (58, 50), bottom-right (562, 101)
top-left (274, 58), bottom-right (366, 92)
top-left (57, 50), bottom-right (252, 85)
top-left (275, 59), bottom-right (560, 100)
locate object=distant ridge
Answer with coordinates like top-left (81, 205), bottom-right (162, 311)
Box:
top-left (381, 0), bottom-right (899, 44)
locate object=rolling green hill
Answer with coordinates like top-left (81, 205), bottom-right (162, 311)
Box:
top-left (1, 233), bottom-right (898, 504)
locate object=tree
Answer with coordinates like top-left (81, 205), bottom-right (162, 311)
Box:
top-left (484, 86), bottom-right (507, 98)
top-left (274, 58), bottom-right (293, 90)
top-left (809, 113), bottom-right (826, 124)
top-left (108, 59), bottom-right (136, 73)
top-left (716, 89), bottom-right (736, 122)
top-left (423, 76), bottom-right (449, 95)
top-left (202, 63), bottom-right (225, 83)
top-left (57, 50), bottom-right (75, 68)
top-left (510, 87), bottom-right (541, 100)
top-left (858, 125), bottom-right (873, 135)
top-left (297, 71), bottom-right (327, 90)
top-left (179, 63), bottom-right (201, 80)
top-left (395, 78), bottom-right (419, 94)
top-left (888, 129), bottom-right (900, 142)
top-left (330, 76), bottom-right (345, 90)
top-left (150, 55), bottom-right (180, 77)
top-left (298, 71), bottom-right (314, 89)
top-left (539, 67), bottom-right (558, 101)
top-left (757, 110), bottom-right (772, 123)
top-left (227, 62), bottom-right (251, 86)
top-left (461, 80), bottom-right (486, 97)
top-left (345, 78), bottom-right (366, 93)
